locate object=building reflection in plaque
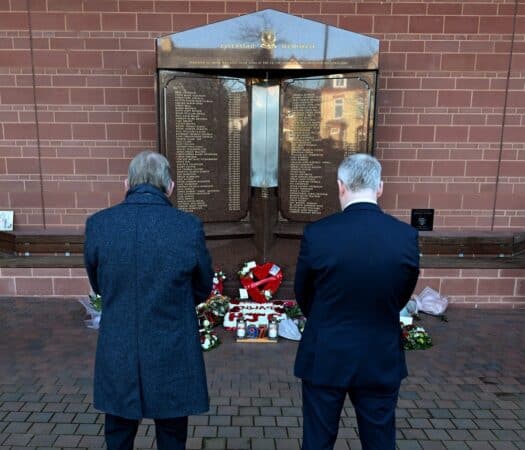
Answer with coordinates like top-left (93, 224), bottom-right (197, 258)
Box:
top-left (280, 73), bottom-right (375, 221)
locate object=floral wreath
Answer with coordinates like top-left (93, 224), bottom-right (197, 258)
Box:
top-left (238, 261), bottom-right (283, 303)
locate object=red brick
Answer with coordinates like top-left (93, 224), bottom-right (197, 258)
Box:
top-left (440, 54), bottom-right (475, 71)
top-left (53, 277), bottom-right (90, 295)
top-left (107, 124), bottom-right (140, 140)
top-left (108, 159), bottom-right (131, 175)
top-left (103, 51), bottom-right (138, 69)
top-left (376, 126), bottom-right (401, 142)
top-left (0, 87), bottom-right (34, 104)
top-left (404, 91), bottom-right (437, 107)
top-left (0, 12), bottom-right (28, 29)
top-left (84, 0), bottom-right (118, 11)
top-left (87, 75), bottom-right (121, 87)
top-left (10, 192), bottom-right (42, 207)
top-left (421, 77), bottom-right (456, 89)
top-left (75, 159), bottom-right (108, 174)
top-left (420, 114), bottom-right (451, 125)
top-left (397, 193), bottom-right (429, 209)
top-left (399, 161), bottom-right (432, 176)
top-left (172, 13), bottom-right (207, 31)
top-left (68, 51), bottom-right (103, 68)
top-left (462, 193), bottom-right (493, 209)
top-left (465, 161), bottom-right (497, 177)
top-left (322, 2), bottom-right (355, 14)
top-left (140, 124), bottom-right (156, 140)
top-left (31, 13), bottom-right (66, 30)
top-left (48, 0), bottom-right (83, 10)
top-left (456, 78), bottom-right (489, 90)
top-left (72, 124), bottom-right (106, 140)
top-left (139, 87), bottom-right (155, 105)
top-left (120, 1), bottom-right (154, 12)
top-left (138, 51), bottom-right (156, 71)
top-left (84, 38), bottom-right (119, 50)
top-left (444, 16), bottom-right (479, 34)
top-left (476, 54), bottom-right (510, 71)
top-left (39, 123), bottom-right (72, 140)
top-left (76, 192), bottom-right (109, 208)
top-left (101, 13), bottom-right (137, 30)
top-left (503, 127), bottom-right (525, 142)
top-left (441, 278), bottom-right (478, 295)
top-left (425, 41), bottom-right (459, 53)
top-left (374, 16), bottom-right (408, 33)
top-left (36, 87), bottom-right (69, 104)
top-left (435, 126), bottom-right (468, 142)
top-left (15, 278), bottom-right (53, 296)
top-left (41, 158), bottom-right (74, 174)
top-left (0, 50), bottom-right (31, 67)
top-left (49, 37), bottom-right (83, 50)
top-left (432, 161), bottom-right (465, 177)
top-left (105, 87), bottom-right (139, 105)
top-left (377, 90), bottom-right (402, 107)
top-left (137, 13), bottom-right (173, 30)
top-left (479, 16), bottom-right (514, 33)
top-left (390, 41), bottom-right (424, 53)
top-left (357, 2), bottom-right (391, 14)
top-left (406, 54), bottom-right (440, 71)
top-left (469, 127), bottom-right (501, 143)
top-left (380, 53), bottom-right (406, 71)
top-left (33, 50), bottom-right (67, 67)
top-left (402, 126), bottom-right (434, 142)
top-left (409, 16), bottom-right (443, 33)
top-left (499, 161), bottom-right (525, 177)
top-left (478, 279), bottom-right (515, 296)
top-left (44, 192), bottom-right (76, 208)
top-left (339, 15), bottom-right (373, 33)
top-left (393, 3), bottom-right (426, 15)
top-left (4, 124), bottom-right (37, 140)
top-left (428, 3), bottom-right (462, 15)
top-left (54, 112), bottom-right (88, 123)
top-left (437, 90), bottom-right (471, 108)
top-left (70, 88), bottom-right (104, 105)
top-left (66, 13), bottom-right (101, 31)
top-left (89, 111), bottom-right (123, 123)
top-left (0, 279), bottom-right (16, 296)
top-left (52, 75), bottom-right (86, 87)
top-left (155, 1), bottom-right (189, 13)
top-left (226, 1), bottom-right (256, 13)
top-left (472, 91), bottom-right (505, 107)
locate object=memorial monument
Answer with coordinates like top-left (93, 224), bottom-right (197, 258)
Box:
top-left (157, 10), bottom-right (379, 294)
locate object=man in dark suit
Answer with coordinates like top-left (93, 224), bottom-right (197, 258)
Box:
top-left (84, 151), bottom-right (213, 450)
top-left (294, 153), bottom-right (420, 450)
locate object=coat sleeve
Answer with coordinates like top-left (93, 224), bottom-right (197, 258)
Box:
top-left (294, 226), bottom-right (314, 318)
top-left (83, 217), bottom-right (100, 295)
top-left (399, 228), bottom-right (420, 310)
top-left (192, 221), bottom-right (214, 305)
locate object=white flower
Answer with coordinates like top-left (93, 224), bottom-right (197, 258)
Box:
top-left (203, 319), bottom-right (210, 327)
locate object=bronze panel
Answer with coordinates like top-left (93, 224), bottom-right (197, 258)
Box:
top-left (161, 72), bottom-right (250, 222)
top-left (279, 73), bottom-right (375, 222)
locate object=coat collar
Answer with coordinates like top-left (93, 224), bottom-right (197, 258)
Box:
top-left (343, 202), bottom-right (382, 213)
top-left (124, 183), bottom-right (172, 206)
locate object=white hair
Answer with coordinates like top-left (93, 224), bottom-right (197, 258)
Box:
top-left (337, 153), bottom-right (382, 192)
top-left (127, 151), bottom-right (172, 193)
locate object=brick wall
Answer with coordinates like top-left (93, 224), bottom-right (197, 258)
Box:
top-left (0, 0), bottom-right (524, 230)
top-left (0, 267), bottom-right (523, 308)
top-left (0, 1), bottom-right (523, 303)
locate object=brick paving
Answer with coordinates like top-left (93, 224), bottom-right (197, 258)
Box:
top-left (0, 298), bottom-right (524, 449)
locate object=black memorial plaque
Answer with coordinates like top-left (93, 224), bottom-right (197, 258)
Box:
top-left (279, 74), bottom-right (375, 222)
top-left (163, 74), bottom-right (249, 222)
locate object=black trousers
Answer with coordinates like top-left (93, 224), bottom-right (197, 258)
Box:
top-left (105, 413), bottom-right (188, 450)
top-left (301, 380), bottom-right (400, 450)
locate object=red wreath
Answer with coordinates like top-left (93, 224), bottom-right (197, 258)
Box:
top-left (239, 262), bottom-right (283, 303)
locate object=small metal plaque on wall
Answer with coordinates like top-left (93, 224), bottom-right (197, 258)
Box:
top-left (411, 209), bottom-right (434, 231)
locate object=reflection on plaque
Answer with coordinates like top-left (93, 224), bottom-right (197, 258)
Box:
top-left (280, 74), bottom-right (375, 221)
top-left (162, 74), bottom-right (249, 221)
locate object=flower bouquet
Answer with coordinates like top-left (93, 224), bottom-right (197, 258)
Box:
top-left (78, 293), bottom-right (102, 329)
top-left (401, 324), bottom-right (432, 350)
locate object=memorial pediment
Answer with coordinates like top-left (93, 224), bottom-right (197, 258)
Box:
top-left (157, 9), bottom-right (379, 70)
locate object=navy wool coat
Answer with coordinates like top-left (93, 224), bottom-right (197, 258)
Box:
top-left (84, 184), bottom-right (213, 419)
top-left (294, 202), bottom-right (420, 390)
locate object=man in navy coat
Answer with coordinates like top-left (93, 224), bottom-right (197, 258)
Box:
top-left (84, 151), bottom-right (213, 450)
top-left (294, 154), bottom-right (420, 450)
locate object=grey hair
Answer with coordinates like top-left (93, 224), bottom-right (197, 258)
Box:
top-left (127, 151), bottom-right (172, 193)
top-left (337, 153), bottom-right (382, 192)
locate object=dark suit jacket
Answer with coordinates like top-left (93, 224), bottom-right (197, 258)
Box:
top-left (84, 183), bottom-right (213, 419)
top-left (294, 202), bottom-right (420, 389)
